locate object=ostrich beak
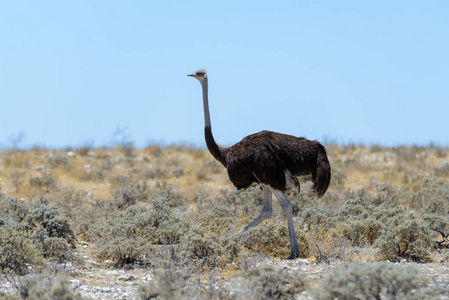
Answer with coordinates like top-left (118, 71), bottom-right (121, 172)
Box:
top-left (187, 73), bottom-right (194, 77)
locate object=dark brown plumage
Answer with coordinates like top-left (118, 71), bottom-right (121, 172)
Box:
top-left (189, 69), bottom-right (331, 259)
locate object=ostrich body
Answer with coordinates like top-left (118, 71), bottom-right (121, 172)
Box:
top-left (188, 69), bottom-right (331, 259)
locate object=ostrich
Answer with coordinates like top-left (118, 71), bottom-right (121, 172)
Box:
top-left (188, 69), bottom-right (331, 259)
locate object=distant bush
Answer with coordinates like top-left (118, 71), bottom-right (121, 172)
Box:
top-left (29, 176), bottom-right (56, 191)
top-left (113, 186), bottom-right (138, 208)
top-left (312, 262), bottom-right (446, 300)
top-left (46, 155), bottom-right (70, 169)
top-left (147, 182), bottom-right (187, 207)
top-left (435, 163), bottom-right (449, 177)
top-left (244, 265), bottom-right (308, 299)
top-left (409, 179), bottom-right (449, 213)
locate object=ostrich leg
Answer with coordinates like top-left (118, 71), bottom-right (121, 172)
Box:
top-left (270, 188), bottom-right (300, 259)
top-left (243, 186), bottom-right (273, 231)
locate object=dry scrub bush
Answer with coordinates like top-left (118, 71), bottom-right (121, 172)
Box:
top-left (242, 223), bottom-right (309, 259)
top-left (198, 205), bottom-right (241, 235)
top-left (374, 212), bottom-right (432, 262)
top-left (0, 226), bottom-right (44, 275)
top-left (312, 262), bottom-right (447, 300)
top-left (113, 186), bottom-right (138, 208)
top-left (435, 163), bottom-right (449, 177)
top-left (0, 198), bottom-right (80, 273)
top-left (299, 192), bottom-right (436, 262)
top-left (87, 198), bottom-right (189, 266)
top-left (422, 214), bottom-right (449, 248)
top-left (409, 178), bottom-right (449, 212)
top-left (3, 274), bottom-right (83, 300)
top-left (180, 226), bottom-right (240, 269)
top-left (243, 265), bottom-right (308, 299)
top-left (147, 182), bottom-right (187, 208)
top-left (27, 204), bottom-right (77, 248)
top-left (46, 155), bottom-right (70, 170)
top-left (0, 197), bottom-right (29, 223)
top-left (138, 260), bottom-right (195, 300)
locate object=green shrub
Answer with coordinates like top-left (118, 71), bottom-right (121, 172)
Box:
top-left (16, 275), bottom-right (82, 300)
top-left (29, 176), bottom-right (56, 191)
top-left (97, 236), bottom-right (150, 267)
top-left (180, 226), bottom-right (240, 269)
top-left (244, 265), bottom-right (308, 299)
top-left (148, 197), bottom-right (190, 244)
top-left (410, 183), bottom-right (449, 213)
top-left (375, 212), bottom-right (433, 262)
top-left (113, 186), bottom-right (138, 208)
top-left (138, 261), bottom-right (193, 300)
top-left (422, 214), bottom-right (449, 248)
top-left (147, 182), bottom-right (187, 207)
top-left (307, 229), bottom-right (353, 263)
top-left (435, 163), bottom-right (449, 177)
top-left (241, 223), bottom-right (309, 259)
top-left (46, 155), bottom-right (70, 169)
top-left (301, 205), bottom-right (335, 232)
top-left (339, 201), bottom-right (403, 245)
top-left (312, 262), bottom-right (447, 300)
top-left (0, 197), bottom-right (29, 223)
top-left (87, 201), bottom-right (189, 266)
top-left (27, 204), bottom-right (77, 248)
top-left (0, 226), bottom-right (44, 274)
top-left (198, 205), bottom-right (241, 234)
top-left (214, 186), bottom-right (263, 207)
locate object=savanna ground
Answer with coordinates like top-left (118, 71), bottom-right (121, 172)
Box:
top-left (1, 142), bottom-right (449, 299)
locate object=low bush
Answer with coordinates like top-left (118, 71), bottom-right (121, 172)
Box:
top-left (312, 262), bottom-right (447, 300)
top-left (241, 223), bottom-right (309, 259)
top-left (27, 204), bottom-right (77, 248)
top-left (138, 260), bottom-right (194, 300)
top-left (244, 265), bottom-right (308, 299)
top-left (87, 200), bottom-right (189, 266)
top-left (375, 212), bottom-right (433, 262)
top-left (0, 197), bottom-right (29, 223)
top-left (113, 186), bottom-right (138, 208)
top-left (422, 214), bottom-right (449, 249)
top-left (0, 226), bottom-right (44, 274)
top-left (16, 274), bottom-right (82, 300)
top-left (180, 226), bottom-right (240, 269)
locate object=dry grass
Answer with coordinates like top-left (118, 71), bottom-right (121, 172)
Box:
top-left (1, 144), bottom-right (449, 298)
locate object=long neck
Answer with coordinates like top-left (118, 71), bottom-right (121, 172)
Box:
top-left (200, 79), bottom-right (227, 167)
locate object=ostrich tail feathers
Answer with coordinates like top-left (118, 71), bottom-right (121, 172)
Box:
top-left (313, 144), bottom-right (331, 197)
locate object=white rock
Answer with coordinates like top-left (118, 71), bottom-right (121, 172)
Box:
top-left (118, 274), bottom-right (137, 281)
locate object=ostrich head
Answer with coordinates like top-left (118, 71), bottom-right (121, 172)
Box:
top-left (187, 69), bottom-right (207, 82)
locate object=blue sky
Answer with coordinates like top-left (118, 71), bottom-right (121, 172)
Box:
top-left (1, 1), bottom-right (448, 149)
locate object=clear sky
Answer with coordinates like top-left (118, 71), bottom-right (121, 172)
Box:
top-left (1, 1), bottom-right (448, 149)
